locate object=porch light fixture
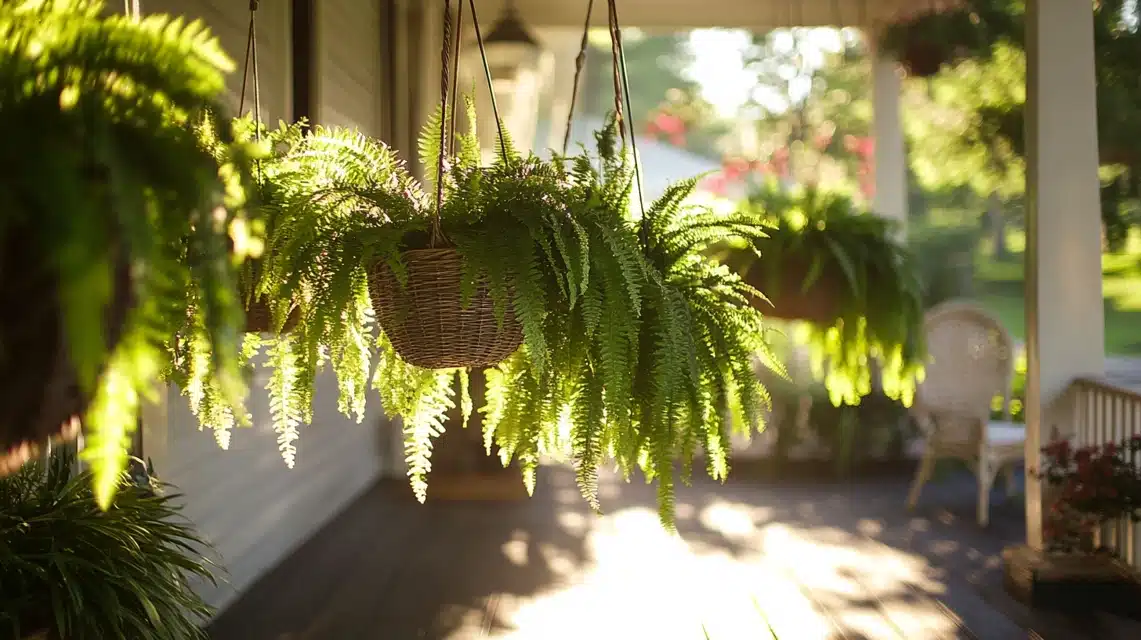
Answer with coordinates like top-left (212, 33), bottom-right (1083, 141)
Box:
top-left (475, 0), bottom-right (541, 84)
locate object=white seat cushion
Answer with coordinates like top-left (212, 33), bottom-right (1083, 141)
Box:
top-left (987, 421), bottom-right (1026, 447)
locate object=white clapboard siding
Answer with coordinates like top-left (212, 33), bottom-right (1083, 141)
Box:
top-left (136, 0), bottom-right (391, 614)
top-left (315, 0), bottom-right (385, 134)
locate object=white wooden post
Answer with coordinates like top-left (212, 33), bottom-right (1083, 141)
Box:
top-left (870, 42), bottom-right (908, 233)
top-left (1022, 0), bottom-right (1104, 550)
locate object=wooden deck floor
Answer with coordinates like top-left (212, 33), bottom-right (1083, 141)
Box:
top-left (208, 465), bottom-right (1141, 640)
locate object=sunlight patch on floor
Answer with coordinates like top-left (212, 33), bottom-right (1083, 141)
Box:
top-left (486, 497), bottom-right (963, 639)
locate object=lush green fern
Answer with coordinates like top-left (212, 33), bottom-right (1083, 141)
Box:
top-left (480, 116), bottom-right (779, 529)
top-left (170, 116), bottom-right (315, 463)
top-left (728, 179), bottom-right (927, 407)
top-left (256, 97), bottom-right (586, 486)
top-left (0, 0), bottom-right (259, 507)
top-left (242, 102), bottom-right (776, 529)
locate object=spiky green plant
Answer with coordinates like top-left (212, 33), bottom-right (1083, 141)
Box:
top-left (727, 179), bottom-right (926, 407)
top-left (0, 0), bottom-right (259, 506)
top-left (0, 448), bottom-right (217, 639)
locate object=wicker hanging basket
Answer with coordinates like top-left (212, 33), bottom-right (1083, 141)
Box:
top-left (368, 248), bottom-right (524, 369)
top-left (244, 298), bottom-right (300, 334)
top-left (742, 257), bottom-right (844, 325)
top-left (0, 237), bottom-right (134, 477)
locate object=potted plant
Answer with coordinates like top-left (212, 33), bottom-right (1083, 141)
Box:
top-left (719, 180), bottom-right (926, 407)
top-left (1027, 436), bottom-right (1141, 613)
top-left (212, 99), bottom-right (587, 472)
top-left (474, 118), bottom-right (775, 527)
top-left (0, 448), bottom-right (217, 639)
top-left (0, 0), bottom-right (260, 506)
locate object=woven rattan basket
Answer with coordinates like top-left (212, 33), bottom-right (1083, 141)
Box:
top-left (368, 248), bottom-right (523, 369)
top-left (244, 298), bottom-right (300, 334)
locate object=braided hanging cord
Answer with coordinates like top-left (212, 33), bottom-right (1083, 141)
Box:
top-left (605, 0), bottom-right (648, 246)
top-left (431, 0), bottom-right (454, 246)
top-left (561, 0), bottom-right (595, 155)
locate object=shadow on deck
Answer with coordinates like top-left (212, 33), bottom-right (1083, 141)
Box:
top-left (207, 465), bottom-right (1140, 639)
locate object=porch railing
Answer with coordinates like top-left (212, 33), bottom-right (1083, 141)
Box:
top-left (1070, 376), bottom-right (1141, 567)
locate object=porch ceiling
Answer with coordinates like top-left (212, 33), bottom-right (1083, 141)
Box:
top-left (476, 0), bottom-right (964, 30)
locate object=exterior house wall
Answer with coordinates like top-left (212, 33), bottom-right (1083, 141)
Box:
top-left (137, 0), bottom-right (392, 614)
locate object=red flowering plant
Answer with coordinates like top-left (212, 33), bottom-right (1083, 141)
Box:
top-left (644, 111), bottom-right (688, 148)
top-left (1040, 436), bottom-right (1141, 552)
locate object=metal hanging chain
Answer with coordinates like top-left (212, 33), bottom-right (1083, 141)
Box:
top-left (562, 0), bottom-right (595, 155)
top-left (606, 0), bottom-right (649, 246)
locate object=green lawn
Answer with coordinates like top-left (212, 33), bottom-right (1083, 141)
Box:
top-left (973, 231), bottom-right (1141, 355)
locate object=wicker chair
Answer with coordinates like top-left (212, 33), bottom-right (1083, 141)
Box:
top-left (906, 300), bottom-right (1025, 526)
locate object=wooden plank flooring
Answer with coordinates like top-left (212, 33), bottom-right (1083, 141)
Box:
top-left (208, 465), bottom-right (1140, 640)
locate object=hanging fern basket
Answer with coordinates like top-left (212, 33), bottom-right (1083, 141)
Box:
top-left (368, 248), bottom-right (523, 369)
top-left (244, 298), bottom-right (300, 334)
top-left (744, 257), bottom-right (843, 325)
top-left (0, 239), bottom-right (133, 476)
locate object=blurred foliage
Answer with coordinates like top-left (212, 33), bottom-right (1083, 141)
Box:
top-left (888, 0), bottom-right (1141, 251)
top-left (908, 223), bottom-right (981, 308)
top-left (740, 29), bottom-right (876, 198)
top-left (728, 180), bottom-right (926, 407)
top-left (581, 30), bottom-right (730, 159)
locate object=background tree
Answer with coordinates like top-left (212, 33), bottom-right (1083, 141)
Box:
top-left (580, 29), bottom-right (730, 159)
top-left (884, 0), bottom-right (1141, 250)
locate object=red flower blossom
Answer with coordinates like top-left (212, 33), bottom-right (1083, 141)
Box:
top-left (652, 112), bottom-right (685, 136)
top-left (721, 157), bottom-right (751, 181)
top-left (700, 174), bottom-right (726, 196)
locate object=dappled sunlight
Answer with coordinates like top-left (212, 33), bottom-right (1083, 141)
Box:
top-left (487, 483), bottom-right (968, 639)
top-left (209, 465), bottom-right (1035, 639)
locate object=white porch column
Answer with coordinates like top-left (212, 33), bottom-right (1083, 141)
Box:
top-left (870, 43), bottom-right (908, 232)
top-left (1023, 0), bottom-right (1104, 549)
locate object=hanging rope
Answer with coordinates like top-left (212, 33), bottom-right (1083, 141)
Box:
top-left (605, 0), bottom-right (648, 247)
top-left (447, 0), bottom-right (465, 156)
top-left (430, 0), bottom-right (508, 246)
top-left (606, 2), bottom-right (625, 145)
top-left (562, 0), bottom-right (595, 155)
top-left (238, 0), bottom-right (263, 183)
top-left (466, 0), bottom-right (510, 162)
top-left (431, 0), bottom-right (454, 246)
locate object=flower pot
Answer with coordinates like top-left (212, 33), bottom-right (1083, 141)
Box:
top-left (244, 298), bottom-right (300, 334)
top-left (742, 257), bottom-right (843, 325)
top-left (0, 234), bottom-right (133, 476)
top-left (367, 248), bottom-right (523, 369)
